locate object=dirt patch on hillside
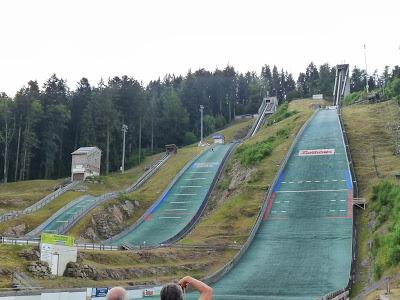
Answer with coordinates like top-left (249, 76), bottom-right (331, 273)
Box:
top-left (80, 200), bottom-right (140, 241)
top-left (206, 159), bottom-right (256, 213)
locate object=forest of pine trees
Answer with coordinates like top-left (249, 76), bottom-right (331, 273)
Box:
top-left (1, 62), bottom-right (398, 183)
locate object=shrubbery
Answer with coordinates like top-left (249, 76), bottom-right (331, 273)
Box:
top-left (183, 131), bottom-right (197, 145)
top-left (343, 91), bottom-right (364, 105)
top-left (235, 128), bottom-right (289, 166)
top-left (370, 180), bottom-right (400, 278)
top-left (235, 138), bottom-right (274, 166)
top-left (266, 102), bottom-right (297, 125)
top-left (387, 78), bottom-right (400, 104)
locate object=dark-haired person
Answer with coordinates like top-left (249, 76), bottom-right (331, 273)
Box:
top-left (160, 276), bottom-right (212, 300)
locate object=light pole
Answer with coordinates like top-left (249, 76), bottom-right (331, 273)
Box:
top-left (121, 124), bottom-right (128, 173)
top-left (364, 44), bottom-right (369, 93)
top-left (199, 105), bottom-right (204, 144)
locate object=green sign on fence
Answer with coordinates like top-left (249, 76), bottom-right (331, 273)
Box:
top-left (41, 233), bottom-right (74, 247)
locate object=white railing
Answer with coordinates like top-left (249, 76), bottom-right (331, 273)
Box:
top-left (125, 153), bottom-right (171, 193)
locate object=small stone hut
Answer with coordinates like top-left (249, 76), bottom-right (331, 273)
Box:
top-left (71, 147), bottom-right (101, 181)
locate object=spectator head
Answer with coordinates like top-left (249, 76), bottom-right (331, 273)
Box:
top-left (106, 287), bottom-right (128, 300)
top-left (160, 283), bottom-right (184, 300)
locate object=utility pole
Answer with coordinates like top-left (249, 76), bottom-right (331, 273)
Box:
top-left (364, 44), bottom-right (369, 93)
top-left (121, 124), bottom-right (128, 173)
top-left (199, 105), bottom-right (204, 144)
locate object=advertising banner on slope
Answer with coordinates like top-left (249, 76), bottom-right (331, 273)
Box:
top-left (299, 149), bottom-right (335, 156)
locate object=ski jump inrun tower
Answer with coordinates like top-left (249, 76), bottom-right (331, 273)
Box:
top-left (333, 64), bottom-right (350, 106)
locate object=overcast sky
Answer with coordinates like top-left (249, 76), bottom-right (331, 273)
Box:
top-left (0, 0), bottom-right (399, 96)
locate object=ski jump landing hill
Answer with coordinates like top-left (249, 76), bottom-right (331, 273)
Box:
top-left (162, 107), bottom-right (354, 300)
top-left (109, 144), bottom-right (232, 248)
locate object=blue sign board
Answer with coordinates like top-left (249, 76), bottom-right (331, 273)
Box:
top-left (212, 134), bottom-right (224, 139)
top-left (92, 288), bottom-right (109, 298)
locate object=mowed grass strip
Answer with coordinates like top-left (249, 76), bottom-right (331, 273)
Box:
top-left (342, 100), bottom-right (400, 297)
top-left (0, 179), bottom-right (64, 214)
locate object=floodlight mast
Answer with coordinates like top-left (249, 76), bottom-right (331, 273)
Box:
top-left (364, 44), bottom-right (369, 93)
top-left (200, 105), bottom-right (204, 144)
top-left (121, 124), bottom-right (128, 173)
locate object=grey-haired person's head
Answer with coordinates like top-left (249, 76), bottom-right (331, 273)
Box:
top-left (160, 283), bottom-right (184, 300)
top-left (106, 287), bottom-right (128, 300)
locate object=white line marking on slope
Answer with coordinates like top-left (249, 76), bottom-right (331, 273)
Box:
top-left (277, 189), bottom-right (348, 193)
top-left (181, 186), bottom-right (202, 188)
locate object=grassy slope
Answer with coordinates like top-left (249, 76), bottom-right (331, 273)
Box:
top-left (204, 118), bottom-right (253, 143)
top-left (342, 100), bottom-right (400, 297)
top-left (364, 288), bottom-right (400, 300)
top-left (0, 99), bottom-right (323, 288)
top-left (84, 153), bottom-right (164, 196)
top-left (0, 179), bottom-right (64, 214)
top-left (0, 244), bottom-right (32, 287)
